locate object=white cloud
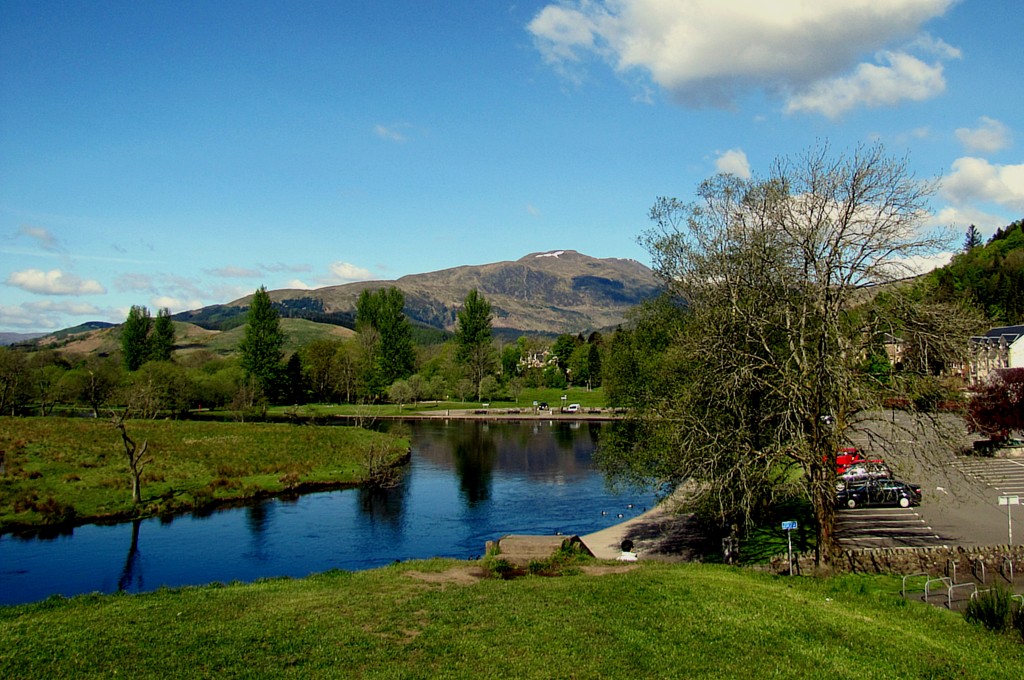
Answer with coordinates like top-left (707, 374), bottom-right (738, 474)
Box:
top-left (528, 0), bottom-right (957, 113)
top-left (260, 262), bottom-right (313, 273)
top-left (0, 304), bottom-right (58, 329)
top-left (5, 269), bottom-right (106, 295)
top-left (955, 117), bottom-right (1012, 154)
top-left (941, 157), bottom-right (1024, 212)
top-left (0, 300), bottom-right (109, 330)
top-left (714, 149), bottom-right (751, 179)
top-left (284, 279), bottom-right (314, 290)
top-left (926, 205), bottom-right (1011, 236)
top-left (893, 251), bottom-right (955, 276)
top-left (374, 124), bottom-right (411, 142)
top-left (151, 296), bottom-right (203, 314)
top-left (25, 300), bottom-right (102, 316)
top-left (206, 265), bottom-right (262, 278)
top-left (318, 261), bottom-right (374, 285)
top-left (19, 225), bottom-right (61, 251)
top-left (785, 50), bottom-right (948, 118)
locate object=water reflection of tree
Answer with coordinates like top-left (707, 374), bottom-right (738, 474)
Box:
top-left (245, 500), bottom-right (272, 561)
top-left (450, 422), bottom-right (497, 506)
top-left (357, 475), bottom-right (408, 528)
top-left (118, 519), bottom-right (143, 592)
top-left (552, 422), bottom-right (578, 450)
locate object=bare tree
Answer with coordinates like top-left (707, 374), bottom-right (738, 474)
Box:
top-left (112, 410), bottom-right (153, 505)
top-left (626, 143), bottom-right (972, 564)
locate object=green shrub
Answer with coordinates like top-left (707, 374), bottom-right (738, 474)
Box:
top-left (1011, 597), bottom-right (1024, 641)
top-left (964, 584), bottom-right (1014, 632)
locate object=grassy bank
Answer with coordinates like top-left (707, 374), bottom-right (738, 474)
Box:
top-left (1, 560), bottom-right (1020, 678)
top-left (261, 386), bottom-right (611, 418)
top-left (0, 417), bottom-right (408, 532)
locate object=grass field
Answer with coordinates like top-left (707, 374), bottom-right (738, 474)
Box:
top-left (0, 417), bottom-right (408, 532)
top-left (1, 560), bottom-right (1020, 678)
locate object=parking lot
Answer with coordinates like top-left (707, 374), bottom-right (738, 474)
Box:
top-left (835, 506), bottom-right (948, 549)
top-left (838, 412), bottom-right (1023, 550)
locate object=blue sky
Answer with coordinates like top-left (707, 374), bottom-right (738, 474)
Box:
top-left (2, 0), bottom-right (1022, 333)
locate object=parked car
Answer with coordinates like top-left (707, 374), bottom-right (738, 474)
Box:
top-left (538, 402), bottom-right (549, 410)
top-left (566, 403), bottom-right (580, 413)
top-left (837, 479), bottom-right (922, 509)
top-left (836, 461), bottom-right (892, 490)
top-left (833, 447), bottom-right (885, 475)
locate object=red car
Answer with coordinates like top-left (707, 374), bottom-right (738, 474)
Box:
top-left (833, 448), bottom-right (885, 475)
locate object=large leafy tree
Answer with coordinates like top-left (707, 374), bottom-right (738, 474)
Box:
top-left (121, 305), bottom-right (153, 371)
top-left (0, 346), bottom-right (29, 415)
top-left (239, 286), bottom-right (286, 400)
top-left (356, 287), bottom-right (415, 398)
top-left (454, 289), bottom-right (496, 398)
top-left (149, 308), bottom-right (176, 362)
top-left (604, 143), bottom-right (973, 564)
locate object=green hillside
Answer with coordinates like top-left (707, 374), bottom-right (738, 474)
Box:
top-left (928, 219), bottom-right (1024, 324)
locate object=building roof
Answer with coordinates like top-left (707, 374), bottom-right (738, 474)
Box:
top-left (982, 325), bottom-right (1024, 341)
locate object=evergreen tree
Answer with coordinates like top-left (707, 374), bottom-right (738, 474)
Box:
top-left (149, 308), bottom-right (176, 362)
top-left (239, 286), bottom-right (286, 400)
top-left (963, 224), bottom-right (982, 252)
top-left (121, 305), bottom-right (153, 372)
top-left (454, 289), bottom-right (496, 397)
top-left (282, 352), bottom-right (307, 404)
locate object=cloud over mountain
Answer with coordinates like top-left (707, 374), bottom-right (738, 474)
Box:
top-left (529, 0), bottom-right (957, 114)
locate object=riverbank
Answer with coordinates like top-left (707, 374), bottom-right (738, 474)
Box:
top-left (363, 406), bottom-right (624, 421)
top-left (0, 417), bottom-right (408, 534)
top-left (581, 483), bottom-right (713, 561)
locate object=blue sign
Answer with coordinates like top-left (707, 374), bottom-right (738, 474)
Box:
top-left (781, 521), bottom-right (798, 531)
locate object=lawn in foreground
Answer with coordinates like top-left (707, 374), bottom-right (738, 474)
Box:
top-left (1, 561), bottom-right (1019, 679)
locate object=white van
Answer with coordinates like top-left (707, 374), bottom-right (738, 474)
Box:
top-left (566, 403), bottom-right (580, 413)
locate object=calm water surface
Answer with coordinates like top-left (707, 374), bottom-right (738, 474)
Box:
top-left (0, 419), bottom-right (654, 606)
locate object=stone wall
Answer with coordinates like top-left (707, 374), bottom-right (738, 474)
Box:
top-left (771, 544), bottom-right (1024, 580)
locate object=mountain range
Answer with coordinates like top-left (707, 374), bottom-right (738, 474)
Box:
top-left (176, 250), bottom-right (662, 338)
top-left (17, 251), bottom-right (662, 354)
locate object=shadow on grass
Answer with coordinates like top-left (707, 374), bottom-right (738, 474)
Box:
top-left (739, 497), bottom-right (817, 565)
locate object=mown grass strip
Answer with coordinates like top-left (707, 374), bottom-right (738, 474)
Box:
top-left (1, 561), bottom-right (1020, 678)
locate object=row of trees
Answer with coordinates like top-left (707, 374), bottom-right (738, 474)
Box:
top-left (1, 282), bottom-right (611, 419)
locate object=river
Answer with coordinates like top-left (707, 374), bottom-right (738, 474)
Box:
top-left (0, 419), bottom-right (654, 606)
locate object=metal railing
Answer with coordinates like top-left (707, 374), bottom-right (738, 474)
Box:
top-left (948, 582), bottom-right (978, 608)
top-left (901, 572), bottom-right (928, 599)
top-left (924, 576), bottom-right (951, 601)
top-left (970, 558), bottom-right (986, 584)
top-left (1000, 556), bottom-right (1015, 583)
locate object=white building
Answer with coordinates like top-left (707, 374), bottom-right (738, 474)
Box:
top-left (969, 325), bottom-right (1024, 383)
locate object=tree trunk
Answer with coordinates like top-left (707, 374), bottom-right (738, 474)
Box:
top-left (810, 460), bottom-right (837, 566)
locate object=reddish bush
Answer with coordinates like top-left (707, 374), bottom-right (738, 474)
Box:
top-left (968, 368), bottom-right (1024, 440)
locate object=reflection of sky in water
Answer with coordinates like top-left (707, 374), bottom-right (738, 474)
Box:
top-left (0, 420), bottom-right (655, 605)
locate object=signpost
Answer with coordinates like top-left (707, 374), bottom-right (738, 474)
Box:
top-left (998, 495), bottom-right (1019, 545)
top-left (781, 521), bottom-right (798, 576)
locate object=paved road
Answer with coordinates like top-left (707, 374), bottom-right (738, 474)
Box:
top-left (840, 412), bottom-right (1023, 549)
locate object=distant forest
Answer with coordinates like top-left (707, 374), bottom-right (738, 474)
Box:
top-left (927, 219), bottom-right (1024, 325)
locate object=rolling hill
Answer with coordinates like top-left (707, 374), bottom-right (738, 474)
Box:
top-left (177, 250), bottom-right (662, 337)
